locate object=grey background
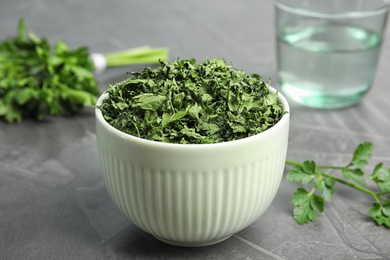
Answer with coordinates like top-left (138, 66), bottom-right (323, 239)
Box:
top-left (1, 0), bottom-right (390, 259)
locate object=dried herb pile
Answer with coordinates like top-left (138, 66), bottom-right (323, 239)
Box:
top-left (99, 58), bottom-right (284, 144)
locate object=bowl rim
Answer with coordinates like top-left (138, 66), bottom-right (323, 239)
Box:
top-left (95, 86), bottom-right (290, 150)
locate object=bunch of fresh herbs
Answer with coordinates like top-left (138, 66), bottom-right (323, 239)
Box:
top-left (286, 142), bottom-right (390, 228)
top-left (99, 58), bottom-right (285, 144)
top-left (0, 19), bottom-right (167, 123)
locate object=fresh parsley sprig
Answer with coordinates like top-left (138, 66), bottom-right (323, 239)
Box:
top-left (0, 19), bottom-right (100, 122)
top-left (0, 19), bottom-right (168, 123)
top-left (286, 142), bottom-right (390, 228)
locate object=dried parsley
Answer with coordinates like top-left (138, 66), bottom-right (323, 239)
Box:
top-left (99, 58), bottom-right (285, 144)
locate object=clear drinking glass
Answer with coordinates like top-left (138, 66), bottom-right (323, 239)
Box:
top-left (275, 0), bottom-right (389, 109)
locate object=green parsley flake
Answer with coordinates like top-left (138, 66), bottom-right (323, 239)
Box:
top-left (99, 58), bottom-right (285, 144)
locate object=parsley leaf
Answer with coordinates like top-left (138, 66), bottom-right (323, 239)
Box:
top-left (341, 168), bottom-right (366, 186)
top-left (368, 202), bottom-right (390, 227)
top-left (286, 142), bottom-right (390, 228)
top-left (286, 161), bottom-right (316, 184)
top-left (350, 142), bottom-right (372, 169)
top-left (371, 163), bottom-right (390, 192)
top-left (99, 58), bottom-right (286, 144)
top-left (0, 19), bottom-right (168, 123)
top-left (317, 178), bottom-right (335, 202)
top-left (0, 19), bottom-right (99, 122)
top-left (291, 188), bottom-right (324, 224)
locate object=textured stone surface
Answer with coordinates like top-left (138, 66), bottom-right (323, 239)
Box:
top-left (1, 0), bottom-right (390, 259)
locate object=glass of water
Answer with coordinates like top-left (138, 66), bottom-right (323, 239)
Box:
top-left (275, 0), bottom-right (389, 109)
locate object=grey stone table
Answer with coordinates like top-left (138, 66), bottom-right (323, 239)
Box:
top-left (1, 1), bottom-right (390, 259)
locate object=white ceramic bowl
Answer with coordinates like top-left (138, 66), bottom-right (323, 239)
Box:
top-left (95, 86), bottom-right (290, 247)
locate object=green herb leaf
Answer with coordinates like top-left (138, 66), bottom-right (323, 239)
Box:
top-left (99, 58), bottom-right (286, 144)
top-left (134, 94), bottom-right (167, 111)
top-left (302, 160), bottom-right (316, 174)
top-left (0, 19), bottom-right (100, 122)
top-left (371, 163), bottom-right (390, 192)
top-left (0, 19), bottom-right (168, 123)
top-left (291, 188), bottom-right (324, 224)
top-left (342, 168), bottom-right (366, 186)
top-left (317, 178), bottom-right (335, 202)
top-left (286, 142), bottom-right (390, 229)
top-left (368, 202), bottom-right (390, 228)
top-left (286, 162), bottom-right (316, 184)
top-left (351, 142), bottom-right (372, 169)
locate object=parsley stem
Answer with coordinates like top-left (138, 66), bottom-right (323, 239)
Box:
top-left (104, 46), bottom-right (168, 67)
top-left (316, 165), bottom-right (345, 170)
top-left (319, 171), bottom-right (373, 196)
top-left (379, 196), bottom-right (390, 203)
top-left (320, 171), bottom-right (390, 204)
top-left (285, 160), bottom-right (302, 167)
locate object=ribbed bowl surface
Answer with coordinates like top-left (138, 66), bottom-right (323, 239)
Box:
top-left (95, 87), bottom-right (290, 247)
